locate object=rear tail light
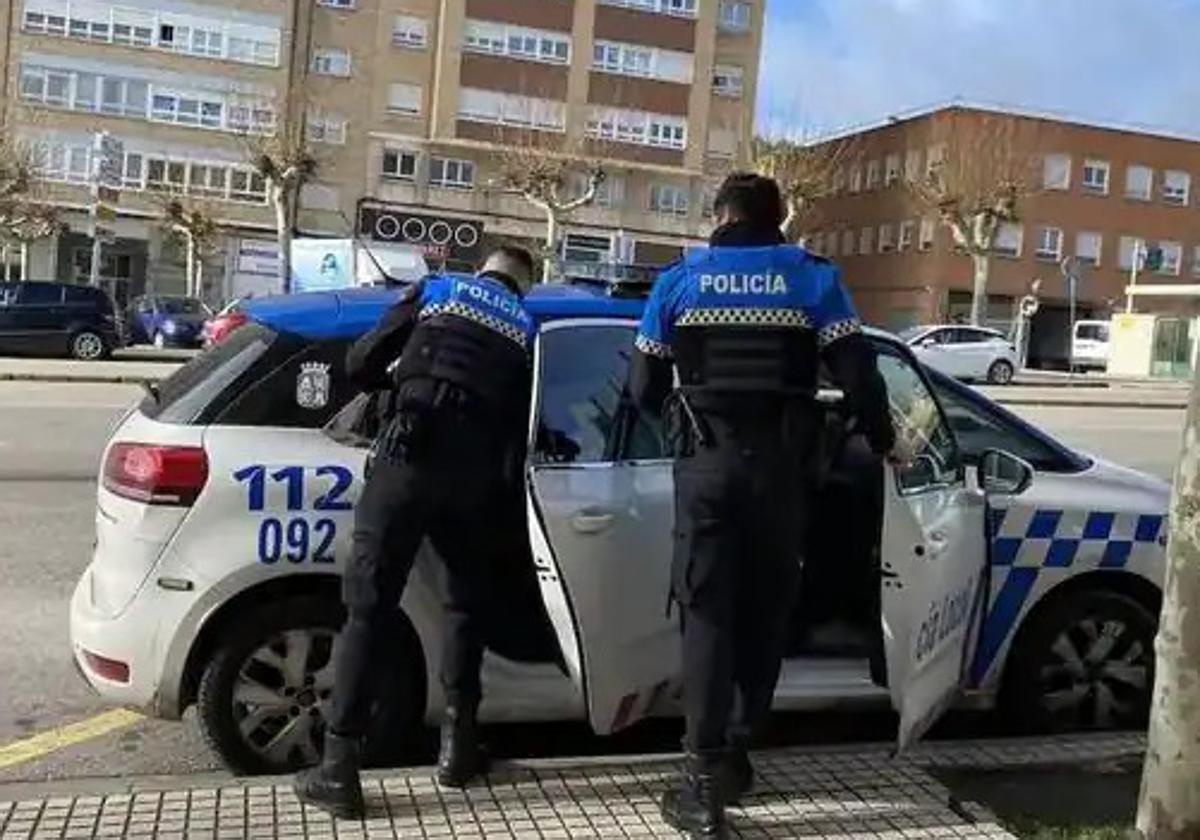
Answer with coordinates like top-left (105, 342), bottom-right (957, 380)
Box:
top-left (103, 443), bottom-right (209, 506)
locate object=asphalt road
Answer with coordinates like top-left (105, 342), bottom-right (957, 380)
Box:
top-left (0, 381), bottom-right (1184, 794)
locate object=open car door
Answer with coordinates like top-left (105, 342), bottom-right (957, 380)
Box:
top-left (874, 342), bottom-right (988, 751)
top-left (526, 320), bottom-right (680, 734)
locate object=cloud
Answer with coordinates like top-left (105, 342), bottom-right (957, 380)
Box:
top-left (757, 0), bottom-right (1200, 138)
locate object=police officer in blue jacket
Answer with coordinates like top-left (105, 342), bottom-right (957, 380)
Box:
top-left (628, 174), bottom-right (897, 838)
top-left (295, 246), bottom-right (537, 819)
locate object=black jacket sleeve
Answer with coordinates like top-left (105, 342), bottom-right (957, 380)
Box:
top-left (345, 281), bottom-right (424, 393)
top-left (627, 351), bottom-right (674, 418)
top-left (822, 334), bottom-right (896, 455)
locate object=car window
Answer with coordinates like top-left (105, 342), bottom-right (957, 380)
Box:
top-left (1077, 324), bottom-right (1109, 342)
top-left (928, 375), bottom-right (1086, 473)
top-left (64, 286), bottom-right (108, 309)
top-left (161, 297), bottom-right (206, 315)
top-left (213, 339), bottom-right (355, 429)
top-left (15, 284), bottom-right (63, 305)
top-left (875, 344), bottom-right (963, 493)
top-left (535, 324), bottom-right (659, 464)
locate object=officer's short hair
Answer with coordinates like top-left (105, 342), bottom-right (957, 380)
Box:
top-left (713, 173), bottom-right (785, 230)
top-left (480, 245), bottom-right (535, 287)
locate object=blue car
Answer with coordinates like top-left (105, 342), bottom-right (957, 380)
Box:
top-left (128, 295), bottom-right (212, 348)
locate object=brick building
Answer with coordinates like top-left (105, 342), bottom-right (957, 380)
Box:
top-left (804, 103), bottom-right (1200, 363)
top-left (0, 0), bottom-right (764, 303)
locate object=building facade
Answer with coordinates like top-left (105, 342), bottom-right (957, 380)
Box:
top-left (805, 104), bottom-right (1200, 363)
top-left (0, 0), bottom-right (765, 304)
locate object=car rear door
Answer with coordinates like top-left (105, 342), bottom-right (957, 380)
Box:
top-left (874, 340), bottom-right (988, 751)
top-left (11, 283), bottom-right (67, 353)
top-left (526, 319), bottom-right (680, 734)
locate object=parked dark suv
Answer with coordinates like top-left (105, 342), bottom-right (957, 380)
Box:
top-left (0, 282), bottom-right (122, 360)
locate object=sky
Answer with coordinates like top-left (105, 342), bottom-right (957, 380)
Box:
top-left (757, 0), bottom-right (1200, 140)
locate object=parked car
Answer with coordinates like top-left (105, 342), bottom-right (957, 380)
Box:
top-left (202, 298), bottom-right (250, 349)
top-left (71, 283), bottom-right (1167, 774)
top-left (903, 324), bottom-right (1019, 384)
top-left (1072, 320), bottom-right (1111, 372)
top-left (0, 281), bottom-right (121, 360)
top-left (128, 295), bottom-right (211, 348)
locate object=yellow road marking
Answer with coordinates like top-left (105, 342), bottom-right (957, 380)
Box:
top-left (0, 709), bottom-right (143, 770)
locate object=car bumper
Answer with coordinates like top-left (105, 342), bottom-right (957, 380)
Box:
top-left (69, 564), bottom-right (186, 718)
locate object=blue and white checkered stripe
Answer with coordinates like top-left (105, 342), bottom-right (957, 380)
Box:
top-left (969, 506), bottom-right (1166, 685)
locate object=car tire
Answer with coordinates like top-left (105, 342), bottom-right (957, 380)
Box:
top-left (986, 359), bottom-right (1015, 385)
top-left (70, 330), bottom-right (108, 361)
top-left (1001, 589), bottom-right (1156, 734)
top-left (196, 595), bottom-right (427, 775)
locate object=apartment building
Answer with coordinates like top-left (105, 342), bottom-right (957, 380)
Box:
top-left (804, 104), bottom-right (1200, 364)
top-left (0, 0), bottom-right (765, 303)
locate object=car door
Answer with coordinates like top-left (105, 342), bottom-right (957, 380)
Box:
top-left (11, 283), bottom-right (67, 354)
top-left (526, 318), bottom-right (680, 735)
top-left (874, 341), bottom-right (988, 751)
top-left (0, 283), bottom-right (17, 353)
top-left (913, 328), bottom-right (963, 377)
top-left (958, 328), bottom-right (1004, 379)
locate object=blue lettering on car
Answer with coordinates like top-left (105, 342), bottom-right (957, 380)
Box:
top-left (915, 575), bottom-right (977, 663)
top-left (234, 465), bottom-right (355, 564)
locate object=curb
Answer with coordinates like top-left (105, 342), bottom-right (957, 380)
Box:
top-left (0, 373), bottom-right (167, 385)
top-left (993, 397), bottom-right (1187, 410)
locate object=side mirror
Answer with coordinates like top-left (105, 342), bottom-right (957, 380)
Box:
top-left (978, 449), bottom-right (1034, 496)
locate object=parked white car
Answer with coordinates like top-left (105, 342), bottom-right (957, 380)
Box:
top-left (71, 285), bottom-right (1167, 775)
top-left (903, 325), bottom-right (1019, 384)
top-left (1072, 320), bottom-right (1111, 372)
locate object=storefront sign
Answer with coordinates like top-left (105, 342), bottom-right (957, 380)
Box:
top-left (358, 203), bottom-right (484, 264)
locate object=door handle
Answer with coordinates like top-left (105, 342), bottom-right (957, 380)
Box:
top-left (571, 511), bottom-right (616, 534)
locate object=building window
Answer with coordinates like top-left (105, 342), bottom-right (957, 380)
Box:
top-left (429, 157), bottom-right (475, 190)
top-left (706, 127), bottom-right (737, 158)
top-left (898, 220), bottom-right (915, 252)
top-left (598, 0), bottom-right (697, 18)
top-left (593, 41), bottom-right (692, 83)
top-left (393, 16), bottom-right (427, 48)
top-left (712, 64), bottom-right (744, 97)
top-left (865, 159), bottom-right (881, 190)
top-left (382, 149), bottom-right (417, 181)
top-left (1163, 170), bottom-right (1191, 206)
top-left (1075, 231), bottom-right (1103, 267)
top-left (926, 144), bottom-right (946, 180)
top-left (1125, 164), bottom-right (1153, 201)
top-left (459, 88), bottom-right (566, 131)
top-left (1082, 159), bottom-right (1110, 194)
top-left (718, 1), bottom-right (752, 32)
top-left (586, 107), bottom-right (687, 150)
top-left (1158, 241), bottom-right (1182, 276)
top-left (1035, 226), bottom-right (1063, 261)
top-left (848, 166), bottom-right (862, 193)
top-left (830, 168), bottom-right (845, 193)
top-left (877, 224), bottom-right (895, 252)
top-left (1118, 236), bottom-right (1142, 271)
top-left (316, 0), bottom-right (355, 8)
top-left (859, 227), bottom-right (874, 255)
top-left (306, 113), bottom-right (346, 145)
top-left (387, 83), bottom-right (423, 116)
top-left (311, 48), bottom-right (351, 76)
top-left (570, 172), bottom-right (624, 208)
top-left (463, 20), bottom-right (570, 65)
top-left (993, 223), bottom-right (1023, 258)
top-left (884, 153), bottom-right (901, 187)
top-left (918, 218), bottom-right (936, 251)
top-left (841, 230), bottom-right (855, 257)
top-left (1043, 153), bottom-right (1071, 190)
top-left (904, 149), bottom-right (922, 182)
top-left (1192, 245), bottom-right (1200, 277)
top-left (649, 184), bottom-right (690, 217)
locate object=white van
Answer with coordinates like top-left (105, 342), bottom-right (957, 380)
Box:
top-left (1072, 321), bottom-right (1111, 371)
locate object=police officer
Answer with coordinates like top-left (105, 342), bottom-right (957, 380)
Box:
top-left (628, 174), bottom-right (898, 838)
top-left (295, 246), bottom-right (537, 819)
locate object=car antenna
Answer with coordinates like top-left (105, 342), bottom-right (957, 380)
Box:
top-left (336, 208), bottom-right (407, 287)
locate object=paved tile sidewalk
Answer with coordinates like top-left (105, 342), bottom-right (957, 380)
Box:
top-left (0, 734), bottom-right (1144, 840)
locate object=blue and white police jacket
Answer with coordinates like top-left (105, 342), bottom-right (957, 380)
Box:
top-left (416, 273), bottom-right (537, 352)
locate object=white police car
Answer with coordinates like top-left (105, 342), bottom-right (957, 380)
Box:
top-left (70, 281), bottom-right (1169, 774)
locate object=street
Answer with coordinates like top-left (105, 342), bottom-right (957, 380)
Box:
top-left (0, 380), bottom-right (1184, 792)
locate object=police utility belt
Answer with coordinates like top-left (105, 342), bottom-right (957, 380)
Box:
top-left (661, 386), bottom-right (817, 457)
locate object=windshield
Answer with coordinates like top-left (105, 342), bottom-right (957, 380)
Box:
top-left (161, 297), bottom-right (208, 316)
top-left (898, 325), bottom-right (933, 342)
top-left (1076, 323), bottom-right (1110, 341)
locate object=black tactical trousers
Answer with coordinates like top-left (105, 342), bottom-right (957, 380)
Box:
top-left (327, 411), bottom-right (509, 737)
top-left (672, 417), bottom-right (805, 755)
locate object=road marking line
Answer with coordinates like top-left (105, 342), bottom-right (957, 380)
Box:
top-left (0, 709), bottom-right (143, 770)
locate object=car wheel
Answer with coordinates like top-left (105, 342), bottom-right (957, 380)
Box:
top-left (1002, 589), bottom-right (1156, 733)
top-left (70, 330), bottom-right (108, 361)
top-left (196, 596), bottom-right (426, 775)
top-left (153, 331), bottom-right (166, 350)
top-left (987, 359), bottom-right (1015, 385)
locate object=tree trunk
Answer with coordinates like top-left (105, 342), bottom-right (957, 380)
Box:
top-left (970, 253), bottom-right (990, 326)
top-left (544, 210), bottom-right (560, 283)
top-left (781, 198), bottom-right (804, 244)
top-left (1136, 368), bottom-right (1200, 840)
top-left (19, 241), bottom-right (28, 282)
top-left (185, 233), bottom-right (196, 299)
top-left (272, 189), bottom-right (292, 294)
top-left (2, 244), bottom-right (10, 282)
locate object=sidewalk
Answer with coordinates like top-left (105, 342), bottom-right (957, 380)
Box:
top-left (0, 733), bottom-right (1143, 839)
top-left (977, 384), bottom-right (1188, 409)
top-left (0, 357), bottom-right (181, 384)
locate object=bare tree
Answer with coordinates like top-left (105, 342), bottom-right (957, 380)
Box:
top-left (494, 134), bottom-right (605, 281)
top-left (243, 109), bottom-right (317, 293)
top-left (1136, 372), bottom-right (1200, 839)
top-left (906, 112), bottom-right (1031, 325)
top-left (752, 135), bottom-right (854, 243)
top-left (157, 193), bottom-right (220, 299)
top-left (0, 129), bottom-right (62, 280)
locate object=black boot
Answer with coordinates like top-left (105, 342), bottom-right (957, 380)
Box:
top-left (293, 732), bottom-right (365, 820)
top-left (436, 706), bottom-right (489, 788)
top-left (722, 740), bottom-right (754, 805)
top-left (660, 752), bottom-right (729, 839)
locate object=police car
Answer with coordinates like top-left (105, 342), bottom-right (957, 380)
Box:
top-left (69, 279), bottom-right (1169, 774)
